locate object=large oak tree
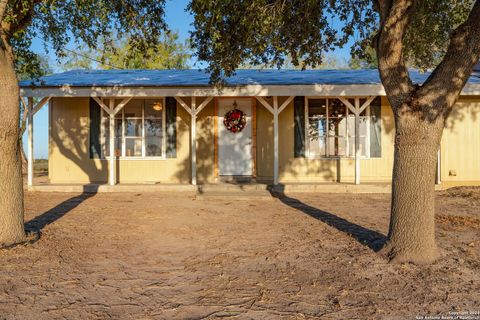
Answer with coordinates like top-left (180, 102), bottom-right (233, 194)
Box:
top-left (0, 0), bottom-right (167, 247)
top-left (188, 0), bottom-right (480, 264)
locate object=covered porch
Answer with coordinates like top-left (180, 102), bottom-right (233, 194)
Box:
top-left (22, 94), bottom-right (381, 190)
top-left (19, 69), bottom-right (448, 190)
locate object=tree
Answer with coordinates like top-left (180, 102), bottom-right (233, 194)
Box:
top-left (61, 31), bottom-right (191, 70)
top-left (0, 0), bottom-right (167, 247)
top-left (349, 47), bottom-right (378, 69)
top-left (188, 0), bottom-right (480, 264)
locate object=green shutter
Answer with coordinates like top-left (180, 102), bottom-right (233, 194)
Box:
top-left (294, 96), bottom-right (306, 158)
top-left (89, 98), bottom-right (102, 159)
top-left (369, 97), bottom-right (382, 158)
top-left (165, 97), bottom-right (177, 158)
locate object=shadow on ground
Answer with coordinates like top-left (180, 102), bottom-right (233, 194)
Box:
top-left (25, 191), bottom-right (97, 232)
top-left (270, 187), bottom-right (386, 251)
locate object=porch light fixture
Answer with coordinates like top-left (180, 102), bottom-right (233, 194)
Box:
top-left (152, 101), bottom-right (163, 111)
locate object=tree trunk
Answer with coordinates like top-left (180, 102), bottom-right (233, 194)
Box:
top-left (20, 140), bottom-right (28, 175)
top-left (0, 45), bottom-right (26, 247)
top-left (382, 106), bottom-right (444, 264)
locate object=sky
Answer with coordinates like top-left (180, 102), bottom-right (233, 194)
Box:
top-left (24, 0), bottom-right (352, 159)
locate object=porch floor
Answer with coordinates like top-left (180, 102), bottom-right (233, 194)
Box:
top-left (26, 173), bottom-right (445, 194)
top-left (26, 180), bottom-right (447, 195)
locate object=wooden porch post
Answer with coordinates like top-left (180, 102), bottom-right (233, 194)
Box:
top-left (354, 98), bottom-right (360, 185)
top-left (191, 97), bottom-right (197, 185)
top-left (27, 97), bottom-right (34, 187)
top-left (256, 96), bottom-right (293, 186)
top-left (436, 148), bottom-right (441, 185)
top-left (109, 98), bottom-right (116, 186)
top-left (273, 96), bottom-right (279, 185)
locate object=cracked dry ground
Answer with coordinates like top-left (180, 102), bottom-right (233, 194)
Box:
top-left (0, 188), bottom-right (479, 319)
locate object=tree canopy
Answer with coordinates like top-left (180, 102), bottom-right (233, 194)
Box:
top-left (188, 0), bottom-right (475, 81)
top-left (61, 32), bottom-right (190, 71)
top-left (3, 0), bottom-right (168, 79)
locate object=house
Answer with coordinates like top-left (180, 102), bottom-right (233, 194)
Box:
top-left (19, 69), bottom-right (480, 189)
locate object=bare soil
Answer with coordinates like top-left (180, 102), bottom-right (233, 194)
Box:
top-left (0, 188), bottom-right (479, 319)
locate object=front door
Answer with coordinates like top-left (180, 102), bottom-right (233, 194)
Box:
top-left (218, 98), bottom-right (253, 176)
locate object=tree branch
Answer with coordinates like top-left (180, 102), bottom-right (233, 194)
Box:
top-left (376, 0), bottom-right (417, 107)
top-left (0, 0), bottom-right (9, 22)
top-left (418, 0), bottom-right (480, 108)
top-left (375, 0), bottom-right (393, 24)
top-left (2, 0), bottom-right (38, 36)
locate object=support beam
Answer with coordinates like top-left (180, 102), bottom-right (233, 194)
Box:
top-left (278, 96), bottom-right (295, 114)
top-left (27, 98), bottom-right (34, 187)
top-left (358, 96), bottom-right (376, 114)
top-left (273, 97), bottom-right (279, 185)
top-left (338, 97), bottom-right (356, 114)
top-left (109, 98), bottom-right (116, 186)
top-left (174, 96), bottom-right (193, 115)
top-left (112, 97), bottom-right (133, 116)
top-left (32, 96), bottom-right (52, 115)
top-left (255, 96), bottom-right (274, 114)
top-left (195, 96), bottom-right (214, 115)
top-left (354, 98), bottom-right (360, 185)
top-left (191, 97), bottom-right (197, 185)
top-left (173, 96), bottom-right (211, 185)
top-left (337, 96), bottom-right (377, 185)
top-left (20, 97), bottom-right (28, 113)
top-left (92, 96), bottom-right (111, 114)
top-left (256, 96), bottom-right (287, 185)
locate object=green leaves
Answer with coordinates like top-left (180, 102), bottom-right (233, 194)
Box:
top-left (61, 31), bottom-right (190, 71)
top-left (188, 0), bottom-right (475, 82)
top-left (2, 0), bottom-right (168, 79)
top-left (188, 0), bottom-right (375, 82)
top-left (403, 0), bottom-right (475, 71)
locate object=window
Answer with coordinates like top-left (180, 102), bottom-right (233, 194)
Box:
top-left (306, 98), bottom-right (371, 158)
top-left (101, 98), bottom-right (166, 158)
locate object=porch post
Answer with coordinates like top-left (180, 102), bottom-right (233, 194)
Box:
top-left (436, 148), bottom-right (441, 185)
top-left (191, 97), bottom-right (197, 185)
top-left (273, 96), bottom-right (279, 185)
top-left (27, 97), bottom-right (34, 187)
top-left (109, 98), bottom-right (115, 186)
top-left (354, 98), bottom-right (360, 185)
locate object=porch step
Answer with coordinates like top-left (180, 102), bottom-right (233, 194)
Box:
top-left (195, 191), bottom-right (273, 201)
top-left (196, 184), bottom-right (273, 201)
top-left (197, 183), bottom-right (270, 192)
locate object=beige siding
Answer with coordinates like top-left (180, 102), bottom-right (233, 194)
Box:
top-left (50, 97), bottom-right (193, 184)
top-left (49, 95), bottom-right (480, 186)
top-left (196, 99), bottom-right (216, 183)
top-left (49, 97), bottom-right (108, 183)
top-left (440, 97), bottom-right (480, 187)
top-left (256, 102), bottom-right (274, 180)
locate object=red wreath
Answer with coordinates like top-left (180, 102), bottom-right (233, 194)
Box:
top-left (223, 109), bottom-right (247, 133)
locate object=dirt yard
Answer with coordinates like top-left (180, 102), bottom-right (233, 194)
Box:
top-left (0, 188), bottom-right (479, 319)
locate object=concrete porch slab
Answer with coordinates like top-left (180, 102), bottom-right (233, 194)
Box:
top-left (271, 182), bottom-right (392, 194)
top-left (27, 183), bottom-right (196, 193)
top-left (26, 181), bottom-right (443, 194)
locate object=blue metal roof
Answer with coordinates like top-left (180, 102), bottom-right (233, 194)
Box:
top-left (19, 69), bottom-right (480, 87)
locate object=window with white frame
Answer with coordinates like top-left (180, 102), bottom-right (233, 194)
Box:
top-left (306, 98), bottom-right (371, 158)
top-left (101, 98), bottom-right (166, 158)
